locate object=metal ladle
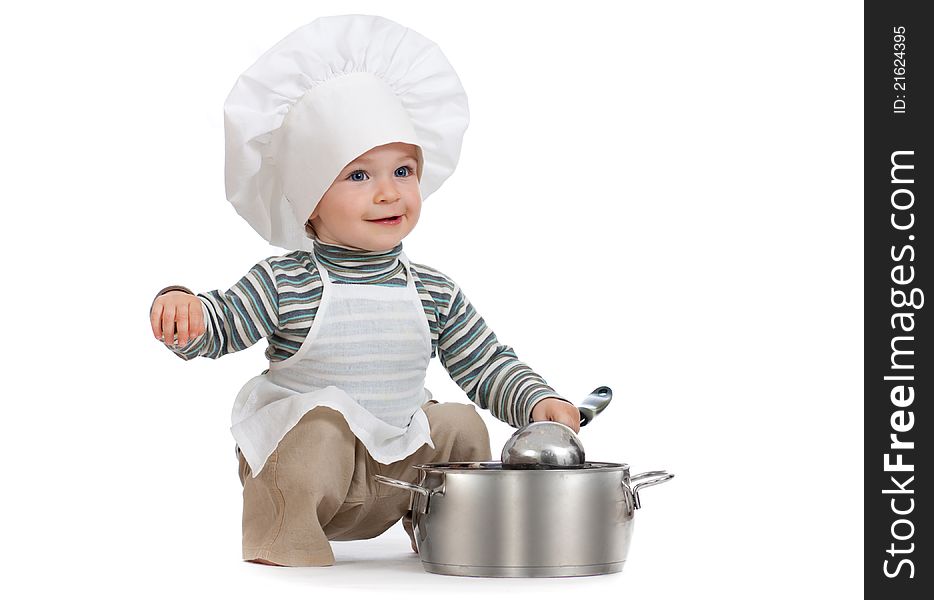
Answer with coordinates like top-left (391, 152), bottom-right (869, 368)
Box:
top-left (500, 385), bottom-right (613, 468)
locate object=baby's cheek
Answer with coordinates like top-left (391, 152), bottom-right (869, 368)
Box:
top-left (407, 205), bottom-right (422, 226)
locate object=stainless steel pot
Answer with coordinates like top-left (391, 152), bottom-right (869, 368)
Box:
top-left (375, 462), bottom-right (673, 577)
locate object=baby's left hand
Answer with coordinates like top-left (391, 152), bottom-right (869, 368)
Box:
top-left (531, 397), bottom-right (581, 433)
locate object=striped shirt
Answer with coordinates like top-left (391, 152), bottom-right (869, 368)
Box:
top-left (156, 240), bottom-right (567, 428)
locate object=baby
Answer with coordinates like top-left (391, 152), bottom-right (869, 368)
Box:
top-left (149, 15), bottom-right (579, 567)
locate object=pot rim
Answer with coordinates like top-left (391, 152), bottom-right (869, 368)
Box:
top-left (412, 461), bottom-right (630, 473)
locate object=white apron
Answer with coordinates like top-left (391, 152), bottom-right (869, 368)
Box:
top-left (230, 252), bottom-right (435, 477)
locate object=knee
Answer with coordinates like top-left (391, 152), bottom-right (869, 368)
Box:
top-left (428, 402), bottom-right (492, 462)
top-left (291, 406), bottom-right (353, 446)
top-left (275, 407), bottom-right (354, 479)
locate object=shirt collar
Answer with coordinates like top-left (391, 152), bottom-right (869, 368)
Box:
top-left (312, 239), bottom-right (404, 282)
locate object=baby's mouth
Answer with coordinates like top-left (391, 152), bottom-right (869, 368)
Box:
top-left (366, 215), bottom-right (403, 223)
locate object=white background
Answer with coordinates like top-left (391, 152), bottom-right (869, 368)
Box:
top-left (0, 1), bottom-right (862, 598)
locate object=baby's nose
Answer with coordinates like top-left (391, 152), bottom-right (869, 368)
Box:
top-left (375, 183), bottom-right (401, 202)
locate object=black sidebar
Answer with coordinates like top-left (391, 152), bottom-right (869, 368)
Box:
top-left (865, 1), bottom-right (930, 596)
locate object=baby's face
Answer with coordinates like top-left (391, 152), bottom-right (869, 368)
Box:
top-left (309, 142), bottom-right (422, 251)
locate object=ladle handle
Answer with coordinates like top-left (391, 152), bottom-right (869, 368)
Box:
top-left (579, 385), bottom-right (613, 427)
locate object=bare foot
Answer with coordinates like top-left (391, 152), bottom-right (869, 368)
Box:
top-left (402, 513), bottom-right (419, 554)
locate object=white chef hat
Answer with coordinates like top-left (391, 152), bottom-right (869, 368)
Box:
top-left (223, 14), bottom-right (470, 250)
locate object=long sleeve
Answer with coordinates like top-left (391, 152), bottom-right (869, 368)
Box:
top-left (436, 284), bottom-right (570, 428)
top-left (153, 259), bottom-right (280, 361)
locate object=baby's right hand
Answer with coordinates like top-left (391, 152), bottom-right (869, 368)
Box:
top-left (150, 291), bottom-right (205, 347)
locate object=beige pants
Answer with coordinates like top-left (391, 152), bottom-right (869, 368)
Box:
top-left (236, 400), bottom-right (492, 566)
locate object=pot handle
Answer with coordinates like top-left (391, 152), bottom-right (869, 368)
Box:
top-left (374, 475), bottom-right (434, 497)
top-left (629, 470), bottom-right (675, 510)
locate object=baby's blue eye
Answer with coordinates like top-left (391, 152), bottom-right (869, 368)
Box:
top-left (395, 166), bottom-right (414, 177)
top-left (348, 170), bottom-right (368, 182)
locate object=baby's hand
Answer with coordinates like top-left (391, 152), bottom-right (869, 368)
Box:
top-left (531, 397), bottom-right (581, 433)
top-left (150, 291), bottom-right (205, 347)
